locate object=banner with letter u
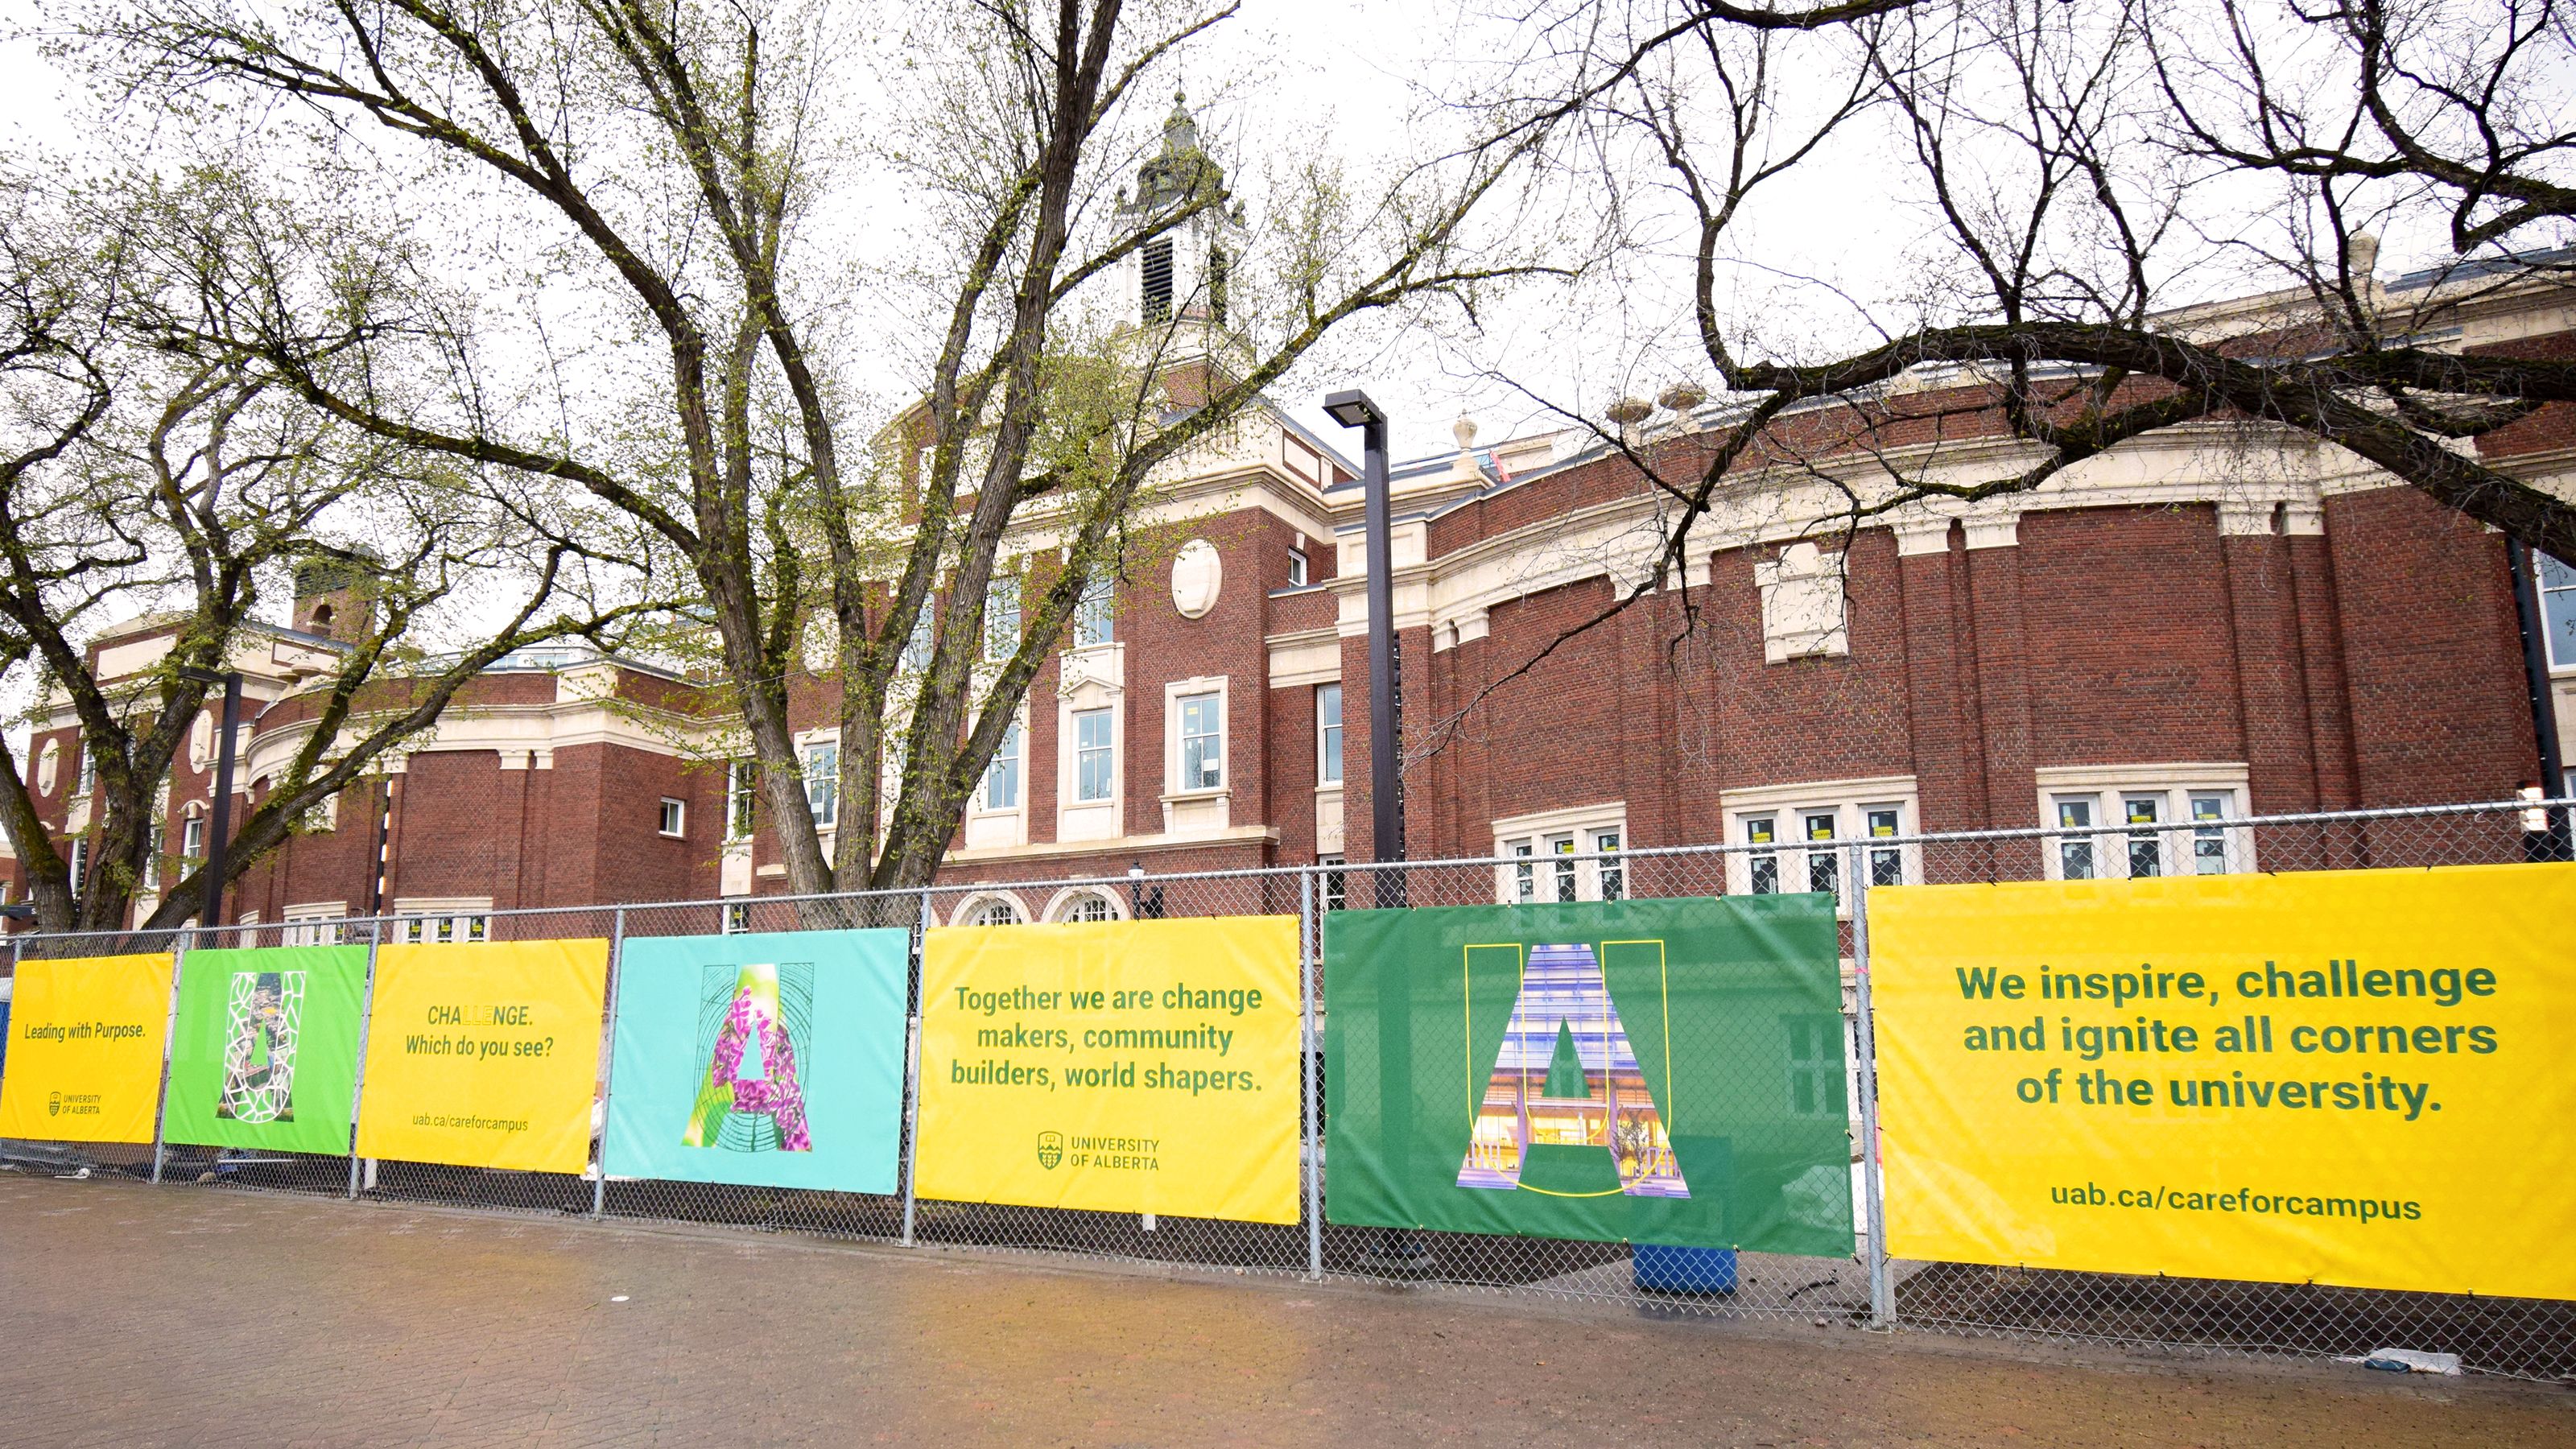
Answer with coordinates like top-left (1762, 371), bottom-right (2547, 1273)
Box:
top-left (353, 939), bottom-right (609, 1173)
top-left (914, 916), bottom-right (1301, 1224)
top-left (603, 928), bottom-right (908, 1192)
top-left (0, 953), bottom-right (175, 1144)
top-left (162, 945), bottom-right (371, 1154)
top-left (1323, 897), bottom-right (1851, 1253)
top-left (1872, 862), bottom-right (2576, 1300)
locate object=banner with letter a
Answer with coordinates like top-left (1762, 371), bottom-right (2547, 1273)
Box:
top-left (603, 928), bottom-right (908, 1192)
top-left (162, 945), bottom-right (370, 1155)
top-left (0, 953), bottom-right (175, 1144)
top-left (914, 916), bottom-right (1301, 1224)
top-left (1324, 896), bottom-right (1850, 1253)
top-left (353, 939), bottom-right (609, 1173)
top-left (1873, 863), bottom-right (2576, 1300)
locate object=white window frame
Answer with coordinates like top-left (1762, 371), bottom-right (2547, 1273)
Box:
top-left (802, 737), bottom-right (840, 831)
top-left (985, 572), bottom-right (1021, 662)
top-left (1042, 886), bottom-right (1128, 923)
top-left (658, 797), bottom-right (687, 838)
top-left (67, 836), bottom-right (88, 897)
top-left (180, 809), bottom-right (206, 863)
top-left (1072, 707), bottom-right (1116, 804)
top-left (1163, 678), bottom-right (1229, 798)
top-left (981, 718), bottom-right (1023, 812)
top-left (1492, 803), bottom-right (1628, 905)
top-left (1318, 854), bottom-right (1348, 912)
top-left (2034, 765), bottom-right (2254, 881)
top-left (282, 902), bottom-right (349, 947)
top-left (391, 896), bottom-right (493, 945)
top-left (1073, 580), bottom-right (1116, 649)
top-left (75, 739), bottom-right (95, 799)
top-left (1286, 548), bottom-right (1308, 588)
top-left (725, 760), bottom-right (757, 840)
top-left (2541, 551), bottom-right (2576, 669)
top-left (1315, 683), bottom-right (1344, 786)
top-left (949, 890), bottom-right (1029, 927)
top-left (721, 899), bottom-right (752, 934)
top-left (1719, 777), bottom-right (1921, 914)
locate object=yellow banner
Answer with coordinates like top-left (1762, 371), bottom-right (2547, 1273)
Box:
top-left (353, 940), bottom-right (608, 1173)
top-left (915, 917), bottom-right (1302, 1224)
top-left (0, 954), bottom-right (175, 1144)
top-left (1873, 863), bottom-right (2576, 1299)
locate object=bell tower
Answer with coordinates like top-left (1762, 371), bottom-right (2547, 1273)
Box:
top-left (1119, 91), bottom-right (1247, 342)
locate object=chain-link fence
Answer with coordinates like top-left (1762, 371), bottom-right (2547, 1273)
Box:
top-left (2, 798), bottom-right (2568, 1379)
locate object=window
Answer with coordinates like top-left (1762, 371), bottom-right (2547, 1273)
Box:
top-left (394, 901), bottom-right (491, 944)
top-left (1141, 237), bottom-right (1174, 323)
top-left (2036, 770), bottom-right (2252, 881)
top-left (960, 894), bottom-right (1025, 927)
top-left (1178, 692), bottom-right (1222, 791)
top-left (1865, 808), bottom-right (1902, 887)
top-left (1208, 244), bottom-right (1229, 324)
top-left (658, 797), bottom-right (687, 838)
top-left (1074, 708), bottom-right (1115, 803)
top-left (76, 741), bottom-right (95, 799)
top-left (902, 611), bottom-right (933, 672)
top-left (282, 903), bottom-right (347, 947)
top-left (2124, 796), bottom-right (2163, 878)
top-left (1286, 548), bottom-right (1308, 587)
top-left (1319, 854), bottom-right (1348, 911)
top-left (1315, 683), bottom-right (1344, 786)
top-left (2190, 793), bottom-right (2232, 875)
top-left (722, 900), bottom-right (751, 935)
top-left (1054, 890), bottom-right (1118, 923)
top-left (67, 837), bottom-right (87, 897)
top-left (143, 826), bottom-right (163, 891)
top-left (2541, 552), bottom-right (2576, 667)
top-left (726, 761), bottom-right (757, 840)
top-left (396, 907), bottom-right (486, 943)
top-left (803, 741), bottom-right (839, 829)
top-left (983, 720), bottom-right (1022, 811)
top-left (1494, 807), bottom-right (1629, 905)
top-left (1074, 580), bottom-right (1115, 648)
top-left (181, 812), bottom-right (207, 865)
top-left (1745, 817), bottom-right (1780, 894)
top-left (1804, 812), bottom-right (1839, 897)
top-left (1721, 784), bottom-right (1919, 907)
top-left (2055, 798), bottom-right (2095, 880)
top-left (1785, 1016), bottom-right (1849, 1119)
top-left (985, 573), bottom-right (1020, 661)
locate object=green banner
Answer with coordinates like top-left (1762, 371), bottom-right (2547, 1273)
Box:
top-left (1324, 896), bottom-right (1851, 1253)
top-left (162, 946), bottom-right (371, 1155)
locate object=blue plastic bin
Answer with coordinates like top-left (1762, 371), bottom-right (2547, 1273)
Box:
top-left (1632, 1243), bottom-right (1737, 1294)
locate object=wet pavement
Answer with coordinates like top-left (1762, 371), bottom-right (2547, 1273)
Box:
top-left (0, 1171), bottom-right (2566, 1447)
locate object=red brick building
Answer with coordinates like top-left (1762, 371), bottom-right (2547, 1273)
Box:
top-left (8, 254), bottom-right (2573, 935)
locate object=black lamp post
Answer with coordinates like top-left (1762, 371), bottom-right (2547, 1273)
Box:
top-left (177, 666), bottom-right (245, 931)
top-left (1325, 388), bottom-right (1431, 1275)
top-left (1323, 389), bottom-right (1407, 910)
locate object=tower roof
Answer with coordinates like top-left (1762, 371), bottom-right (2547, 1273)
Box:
top-left (1125, 89), bottom-right (1225, 216)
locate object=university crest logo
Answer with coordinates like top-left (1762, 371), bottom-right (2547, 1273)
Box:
top-left (1037, 1130), bottom-right (1064, 1170)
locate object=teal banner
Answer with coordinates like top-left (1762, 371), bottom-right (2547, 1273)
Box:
top-left (1324, 896), bottom-right (1852, 1253)
top-left (603, 928), bottom-right (908, 1192)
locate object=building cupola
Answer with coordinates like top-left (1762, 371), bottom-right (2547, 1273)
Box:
top-left (1118, 89), bottom-right (1246, 333)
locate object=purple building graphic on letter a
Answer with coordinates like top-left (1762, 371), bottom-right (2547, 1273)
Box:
top-left (1457, 943), bottom-right (1687, 1198)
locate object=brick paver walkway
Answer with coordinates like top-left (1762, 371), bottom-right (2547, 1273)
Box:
top-left (0, 1172), bottom-right (2567, 1446)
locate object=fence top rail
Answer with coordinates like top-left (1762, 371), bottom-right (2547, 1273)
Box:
top-left (0, 797), bottom-right (2541, 950)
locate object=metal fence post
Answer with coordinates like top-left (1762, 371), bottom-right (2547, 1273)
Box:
top-left (1301, 868), bottom-right (1323, 1282)
top-left (902, 886), bottom-right (931, 1248)
top-left (1847, 841), bottom-right (1893, 1329)
top-left (347, 922), bottom-right (386, 1199)
top-left (592, 905), bottom-right (628, 1218)
top-left (150, 929), bottom-right (188, 1186)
